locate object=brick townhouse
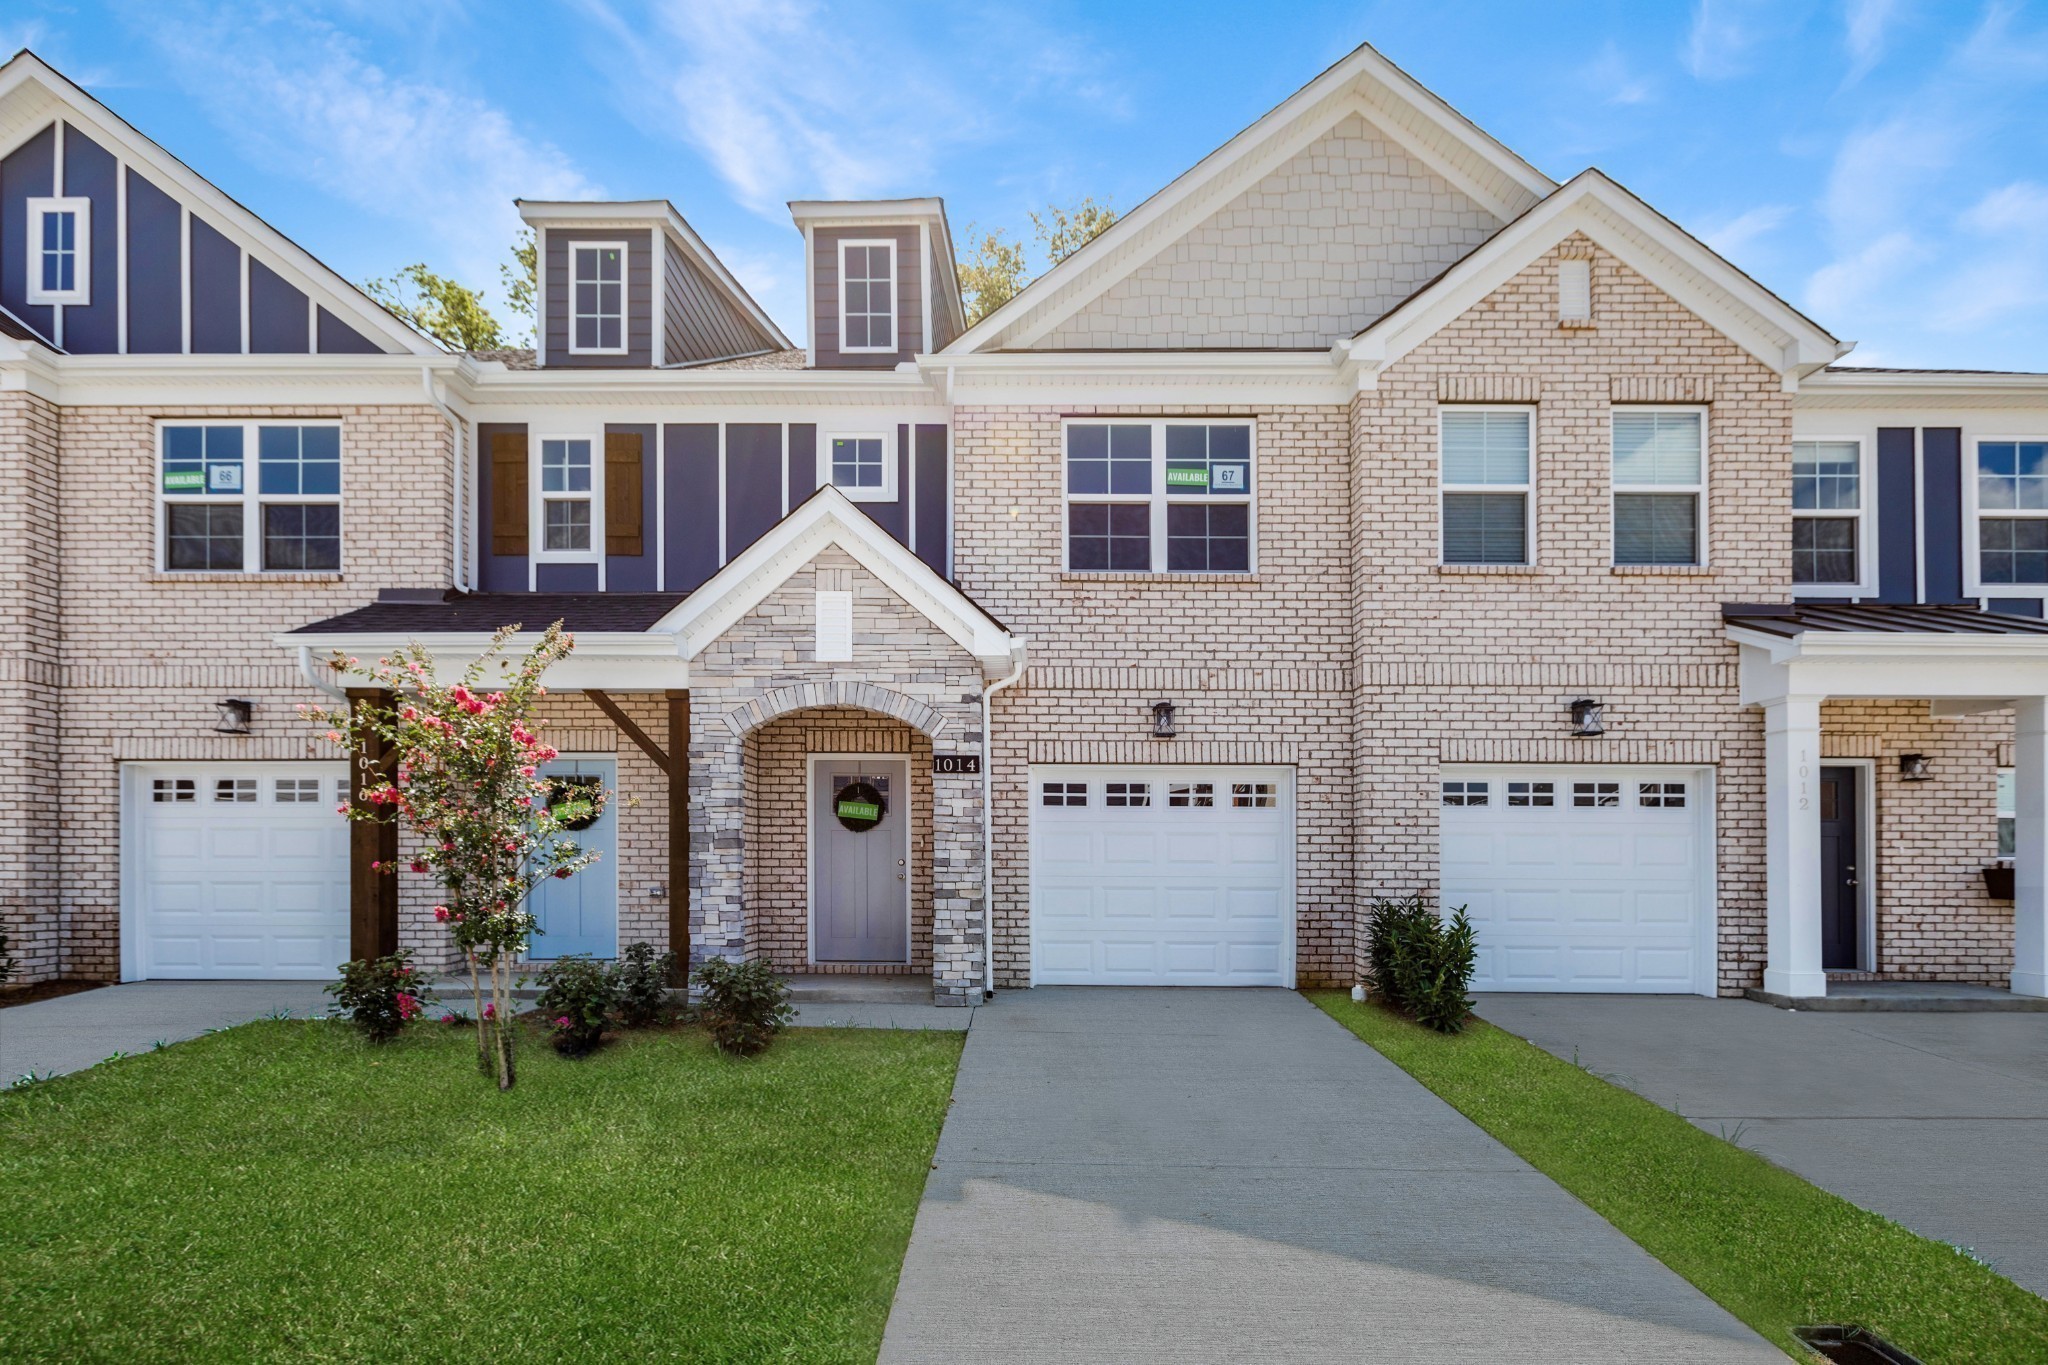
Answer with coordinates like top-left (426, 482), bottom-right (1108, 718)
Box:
top-left (2, 43), bottom-right (2045, 1007)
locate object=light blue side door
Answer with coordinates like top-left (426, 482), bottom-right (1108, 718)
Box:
top-left (527, 758), bottom-right (618, 959)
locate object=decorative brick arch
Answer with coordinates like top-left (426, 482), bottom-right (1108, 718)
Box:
top-left (721, 681), bottom-right (950, 740)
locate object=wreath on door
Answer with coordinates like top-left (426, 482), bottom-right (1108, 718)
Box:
top-left (546, 775), bottom-right (604, 832)
top-left (833, 780), bottom-right (887, 834)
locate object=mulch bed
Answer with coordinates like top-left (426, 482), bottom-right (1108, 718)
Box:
top-left (0, 980), bottom-right (108, 1011)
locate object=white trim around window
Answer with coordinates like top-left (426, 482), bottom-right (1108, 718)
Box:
top-left (566, 241), bottom-right (628, 355)
top-left (1059, 418), bottom-right (1257, 575)
top-left (837, 238), bottom-right (897, 354)
top-left (26, 196), bottom-right (91, 306)
top-left (1963, 435), bottom-right (2048, 604)
top-left (819, 430), bottom-right (897, 503)
top-left (1610, 405), bottom-right (1709, 568)
top-left (155, 420), bottom-right (344, 574)
top-left (1791, 436), bottom-right (1875, 597)
top-left (532, 434), bottom-right (604, 564)
top-left (1438, 405), bottom-right (1535, 567)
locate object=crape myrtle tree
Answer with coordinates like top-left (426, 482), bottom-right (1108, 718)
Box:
top-left (306, 624), bottom-right (607, 1090)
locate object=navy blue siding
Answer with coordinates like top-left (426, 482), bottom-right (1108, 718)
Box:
top-left (913, 424), bottom-right (948, 575)
top-left (188, 216), bottom-right (240, 353)
top-left (536, 562), bottom-right (600, 591)
top-left (664, 424), bottom-right (721, 592)
top-left (317, 305), bottom-right (382, 354)
top-left (248, 259), bottom-right (309, 353)
top-left (476, 423), bottom-right (528, 592)
top-left (1990, 598), bottom-right (2046, 618)
top-left (1876, 427), bottom-right (1918, 603)
top-left (125, 168), bottom-right (182, 353)
top-left (61, 124), bottom-right (119, 353)
top-left (787, 424), bottom-right (818, 511)
top-left (726, 424), bottom-right (783, 560)
top-left (1922, 427), bottom-right (1963, 602)
top-left (606, 423), bottom-right (659, 591)
top-left (1, 124), bottom-right (56, 342)
top-left (856, 425), bottom-right (909, 546)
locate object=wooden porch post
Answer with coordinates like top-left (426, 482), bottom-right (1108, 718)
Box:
top-left (668, 689), bottom-right (691, 985)
top-left (346, 688), bottom-right (399, 961)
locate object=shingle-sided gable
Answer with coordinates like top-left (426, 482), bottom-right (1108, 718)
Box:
top-left (1040, 111), bottom-right (1503, 351)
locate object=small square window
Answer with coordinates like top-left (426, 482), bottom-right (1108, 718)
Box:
top-left (276, 778), bottom-right (322, 803)
top-left (1231, 782), bottom-right (1278, 808)
top-left (827, 435), bottom-right (892, 500)
top-left (1440, 780), bottom-right (1489, 807)
top-left (1167, 782), bottom-right (1215, 808)
top-left (1638, 782), bottom-right (1687, 809)
top-left (1573, 782), bottom-right (1621, 808)
top-left (1507, 781), bottom-right (1554, 807)
top-left (1105, 782), bottom-right (1150, 807)
top-left (152, 778), bottom-right (195, 803)
top-left (214, 778), bottom-right (257, 803)
top-left (1041, 782), bottom-right (1087, 807)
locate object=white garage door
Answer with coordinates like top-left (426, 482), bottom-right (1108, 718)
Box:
top-left (1439, 767), bottom-right (1712, 995)
top-left (1031, 765), bottom-right (1293, 986)
top-left (128, 763), bottom-right (351, 980)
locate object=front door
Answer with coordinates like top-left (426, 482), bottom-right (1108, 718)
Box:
top-left (813, 759), bottom-right (910, 963)
top-left (1819, 765), bottom-right (1861, 970)
top-left (528, 758), bottom-right (618, 959)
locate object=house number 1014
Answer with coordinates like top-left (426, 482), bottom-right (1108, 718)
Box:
top-left (933, 754), bottom-right (982, 775)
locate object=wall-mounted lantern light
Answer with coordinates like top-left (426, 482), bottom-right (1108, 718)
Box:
top-left (1899, 753), bottom-right (1932, 782)
top-left (213, 699), bottom-right (253, 735)
top-left (1151, 700), bottom-right (1178, 739)
top-left (1569, 698), bottom-right (1605, 738)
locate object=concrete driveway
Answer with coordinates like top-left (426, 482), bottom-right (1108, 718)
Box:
top-left (1477, 994), bottom-right (2048, 1298)
top-left (881, 988), bottom-right (1777, 1363)
top-left (1, 981), bottom-right (332, 1081)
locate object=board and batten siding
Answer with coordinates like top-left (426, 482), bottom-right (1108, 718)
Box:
top-left (663, 235), bottom-right (774, 365)
top-left (927, 248), bottom-right (960, 352)
top-left (811, 225), bottom-right (922, 369)
top-left (543, 227), bottom-right (655, 368)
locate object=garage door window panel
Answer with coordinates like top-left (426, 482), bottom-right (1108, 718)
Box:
top-left (1507, 781), bottom-right (1553, 807)
top-left (1105, 782), bottom-right (1150, 807)
top-left (1441, 780), bottom-right (1489, 807)
top-left (1573, 782), bottom-right (1621, 807)
top-left (1042, 782), bottom-right (1088, 807)
top-left (1168, 782), bottom-right (1215, 808)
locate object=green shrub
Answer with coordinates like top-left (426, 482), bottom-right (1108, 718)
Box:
top-left (0, 930), bottom-right (14, 987)
top-left (1365, 894), bottom-right (1477, 1033)
top-left (325, 951), bottom-right (426, 1043)
top-left (691, 958), bottom-right (793, 1057)
top-left (534, 955), bottom-right (617, 1057)
top-left (608, 942), bottom-right (677, 1029)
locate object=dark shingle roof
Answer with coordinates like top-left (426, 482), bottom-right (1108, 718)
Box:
top-left (293, 592), bottom-right (687, 635)
top-left (470, 347), bottom-right (537, 369)
top-left (1722, 602), bottom-right (2048, 638)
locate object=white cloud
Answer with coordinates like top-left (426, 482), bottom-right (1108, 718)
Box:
top-left (1843, 0), bottom-right (1902, 83)
top-left (1580, 41), bottom-right (1655, 106)
top-left (1684, 0), bottom-right (1767, 80)
top-left (1700, 204), bottom-right (1792, 260)
top-left (1805, 230), bottom-right (1923, 319)
top-left (1934, 181), bottom-right (2048, 329)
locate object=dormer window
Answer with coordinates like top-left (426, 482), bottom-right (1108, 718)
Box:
top-left (839, 240), bottom-right (896, 353)
top-left (569, 243), bottom-right (626, 354)
top-left (26, 197), bottom-right (90, 305)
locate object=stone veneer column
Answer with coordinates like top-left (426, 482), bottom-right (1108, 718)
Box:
top-left (927, 696), bottom-right (986, 1005)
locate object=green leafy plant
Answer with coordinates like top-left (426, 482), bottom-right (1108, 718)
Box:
top-left (0, 929), bottom-right (14, 987)
top-left (325, 950), bottom-right (427, 1044)
top-left (609, 943), bottom-right (677, 1029)
top-left (1365, 894), bottom-right (1477, 1033)
top-left (534, 955), bottom-right (617, 1058)
top-left (692, 959), bottom-right (794, 1057)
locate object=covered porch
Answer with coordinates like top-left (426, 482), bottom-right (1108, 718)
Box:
top-left (1728, 603), bottom-right (2048, 1003)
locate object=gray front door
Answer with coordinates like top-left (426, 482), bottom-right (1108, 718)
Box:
top-left (813, 760), bottom-right (910, 963)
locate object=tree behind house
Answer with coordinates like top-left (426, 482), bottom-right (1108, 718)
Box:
top-left (957, 197), bottom-right (1119, 325)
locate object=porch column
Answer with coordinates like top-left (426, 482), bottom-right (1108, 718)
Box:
top-left (2012, 698), bottom-right (2048, 997)
top-left (1763, 694), bottom-right (1828, 999)
top-left (346, 687), bottom-right (399, 962)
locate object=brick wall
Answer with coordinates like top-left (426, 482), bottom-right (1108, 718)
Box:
top-left (0, 391), bottom-right (61, 980)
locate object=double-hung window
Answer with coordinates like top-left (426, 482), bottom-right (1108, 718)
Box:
top-left (569, 243), bottom-right (626, 354)
top-left (839, 240), bottom-right (896, 352)
top-left (538, 437), bottom-right (596, 554)
top-left (159, 423), bottom-right (342, 573)
top-left (1976, 440), bottom-right (2048, 587)
top-left (1064, 420), bottom-right (1254, 574)
top-left (26, 197), bottom-right (90, 305)
top-left (1612, 409), bottom-right (1705, 566)
top-left (1440, 408), bottom-right (1532, 565)
top-left (823, 432), bottom-right (895, 502)
top-left (1791, 440), bottom-right (1864, 587)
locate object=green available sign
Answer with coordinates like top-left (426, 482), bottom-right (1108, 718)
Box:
top-left (162, 470), bottom-right (205, 493)
top-left (835, 800), bottom-right (881, 822)
top-left (1165, 467), bottom-right (1209, 488)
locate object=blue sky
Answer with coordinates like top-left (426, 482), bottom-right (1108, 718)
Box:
top-left (9, 0), bottom-right (2048, 369)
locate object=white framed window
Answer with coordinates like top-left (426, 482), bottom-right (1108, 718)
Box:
top-left (1573, 781), bottom-right (1621, 807)
top-left (821, 431), bottom-right (896, 502)
top-left (1062, 420), bottom-right (1255, 574)
top-left (158, 422), bottom-right (343, 573)
top-left (1972, 439), bottom-right (2048, 590)
top-left (838, 239), bottom-right (897, 353)
top-left (1612, 408), bottom-right (1706, 567)
top-left (1232, 781), bottom-right (1278, 808)
top-left (1792, 438), bottom-right (1868, 591)
top-left (1999, 767), bottom-right (2016, 858)
top-left (1105, 781), bottom-right (1150, 807)
top-left (1167, 781), bottom-right (1216, 808)
top-left (1041, 781), bottom-right (1087, 807)
top-left (1638, 781), bottom-right (1687, 808)
top-left (1440, 780), bottom-right (1489, 807)
top-left (1440, 407), bottom-right (1533, 566)
top-left (535, 436), bottom-right (599, 558)
top-left (1506, 780), bottom-right (1554, 807)
top-left (568, 242), bottom-right (627, 354)
top-left (26, 196), bottom-right (90, 305)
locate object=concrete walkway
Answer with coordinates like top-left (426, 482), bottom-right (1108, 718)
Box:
top-left (0, 981), bottom-right (332, 1081)
top-left (1478, 994), bottom-right (2048, 1298)
top-left (881, 988), bottom-right (1777, 1363)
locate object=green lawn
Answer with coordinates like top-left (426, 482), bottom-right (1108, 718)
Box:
top-left (1308, 992), bottom-right (2048, 1364)
top-left (0, 1020), bottom-right (962, 1363)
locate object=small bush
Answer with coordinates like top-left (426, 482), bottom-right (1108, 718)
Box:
top-left (325, 951), bottom-right (427, 1043)
top-left (0, 929), bottom-right (15, 987)
top-left (1365, 894), bottom-right (1478, 1033)
top-left (534, 955), bottom-right (617, 1057)
top-left (609, 942), bottom-right (678, 1029)
top-left (692, 958), bottom-right (794, 1057)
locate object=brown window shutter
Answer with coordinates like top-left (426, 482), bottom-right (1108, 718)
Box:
top-left (606, 431), bottom-right (645, 557)
top-left (490, 432), bottom-right (528, 557)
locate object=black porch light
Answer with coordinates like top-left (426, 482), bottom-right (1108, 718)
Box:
top-left (1151, 700), bottom-right (1178, 739)
top-left (213, 698), bottom-right (253, 734)
top-left (1569, 698), bottom-right (1606, 738)
top-left (1899, 753), bottom-right (1932, 782)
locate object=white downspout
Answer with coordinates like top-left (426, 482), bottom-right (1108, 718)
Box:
top-left (421, 365), bottom-right (468, 591)
top-left (979, 644), bottom-right (1027, 999)
top-left (297, 645), bottom-right (352, 702)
